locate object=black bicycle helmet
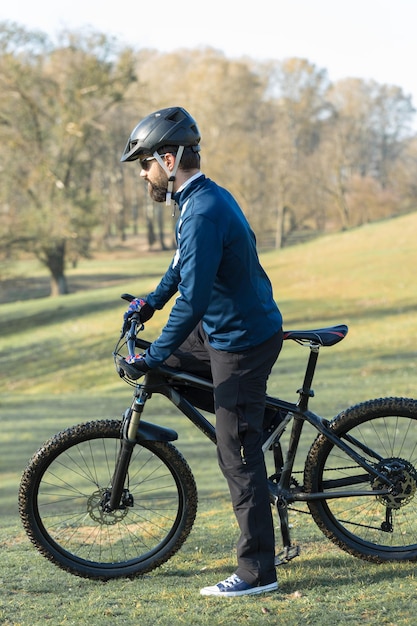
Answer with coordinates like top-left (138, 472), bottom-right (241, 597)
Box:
top-left (120, 106), bottom-right (201, 162)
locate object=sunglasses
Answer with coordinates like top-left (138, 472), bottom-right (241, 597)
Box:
top-left (139, 153), bottom-right (169, 171)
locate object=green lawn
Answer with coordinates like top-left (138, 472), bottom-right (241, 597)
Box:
top-left (1, 212), bottom-right (417, 625)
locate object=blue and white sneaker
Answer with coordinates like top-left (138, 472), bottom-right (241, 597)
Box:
top-left (200, 574), bottom-right (278, 597)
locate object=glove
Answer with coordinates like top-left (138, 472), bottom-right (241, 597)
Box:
top-left (122, 354), bottom-right (151, 380)
top-left (125, 297), bottom-right (155, 323)
top-left (122, 297), bottom-right (155, 334)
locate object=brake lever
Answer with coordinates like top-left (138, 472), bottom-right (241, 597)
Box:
top-left (121, 293), bottom-right (136, 303)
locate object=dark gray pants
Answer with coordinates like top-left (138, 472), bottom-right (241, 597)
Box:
top-left (166, 323), bottom-right (283, 585)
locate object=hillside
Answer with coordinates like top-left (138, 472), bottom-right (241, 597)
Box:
top-left (1, 212), bottom-right (416, 407)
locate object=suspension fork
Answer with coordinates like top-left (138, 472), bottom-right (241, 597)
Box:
top-left (105, 387), bottom-right (149, 512)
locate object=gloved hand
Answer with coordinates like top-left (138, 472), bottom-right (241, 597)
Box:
top-left (121, 354), bottom-right (151, 380)
top-left (125, 297), bottom-right (155, 323)
top-left (123, 297), bottom-right (155, 334)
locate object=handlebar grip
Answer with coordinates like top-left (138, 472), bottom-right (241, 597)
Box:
top-left (126, 314), bottom-right (141, 357)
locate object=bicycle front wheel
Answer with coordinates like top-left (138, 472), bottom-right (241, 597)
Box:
top-left (19, 420), bottom-right (198, 579)
top-left (304, 397), bottom-right (417, 562)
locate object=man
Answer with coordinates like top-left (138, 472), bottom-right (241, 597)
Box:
top-left (120, 107), bottom-right (283, 597)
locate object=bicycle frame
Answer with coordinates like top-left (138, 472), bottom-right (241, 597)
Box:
top-left (119, 338), bottom-right (394, 505)
top-left (111, 321), bottom-right (397, 558)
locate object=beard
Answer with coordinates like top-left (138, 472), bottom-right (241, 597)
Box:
top-left (148, 182), bottom-right (168, 203)
top-left (147, 170), bottom-right (168, 203)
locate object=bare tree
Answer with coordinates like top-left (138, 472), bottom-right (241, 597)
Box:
top-left (0, 23), bottom-right (136, 294)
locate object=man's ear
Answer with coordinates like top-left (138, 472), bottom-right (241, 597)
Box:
top-left (164, 153), bottom-right (176, 172)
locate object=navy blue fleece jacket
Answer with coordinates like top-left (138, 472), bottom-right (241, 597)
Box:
top-left (144, 174), bottom-right (282, 368)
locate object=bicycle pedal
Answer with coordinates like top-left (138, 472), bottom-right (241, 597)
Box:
top-left (275, 545), bottom-right (300, 566)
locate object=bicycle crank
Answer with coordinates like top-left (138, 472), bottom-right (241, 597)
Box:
top-left (275, 545), bottom-right (300, 566)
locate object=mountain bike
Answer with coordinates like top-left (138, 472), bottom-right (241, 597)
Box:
top-left (19, 295), bottom-right (417, 580)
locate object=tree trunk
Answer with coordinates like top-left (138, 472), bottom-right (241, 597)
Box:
top-left (50, 273), bottom-right (69, 297)
top-left (275, 203), bottom-right (286, 249)
top-left (41, 240), bottom-right (69, 296)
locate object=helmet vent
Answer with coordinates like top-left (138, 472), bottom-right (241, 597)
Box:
top-left (168, 110), bottom-right (186, 122)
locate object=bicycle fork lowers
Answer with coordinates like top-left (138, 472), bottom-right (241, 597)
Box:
top-left (104, 389), bottom-right (149, 513)
top-left (107, 388), bottom-right (183, 516)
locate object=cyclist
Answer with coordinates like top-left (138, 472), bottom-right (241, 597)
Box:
top-left (120, 107), bottom-right (283, 598)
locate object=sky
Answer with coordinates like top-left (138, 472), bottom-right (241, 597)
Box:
top-left (2, 0), bottom-right (417, 113)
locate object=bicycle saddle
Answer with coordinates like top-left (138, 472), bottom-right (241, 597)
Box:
top-left (283, 324), bottom-right (348, 347)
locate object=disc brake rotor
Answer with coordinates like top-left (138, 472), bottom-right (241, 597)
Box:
top-left (87, 489), bottom-right (130, 524)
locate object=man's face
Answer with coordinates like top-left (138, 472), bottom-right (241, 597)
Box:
top-left (139, 158), bottom-right (168, 203)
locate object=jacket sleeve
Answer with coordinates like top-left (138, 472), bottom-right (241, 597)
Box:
top-left (145, 213), bottom-right (222, 367)
top-left (146, 253), bottom-right (181, 310)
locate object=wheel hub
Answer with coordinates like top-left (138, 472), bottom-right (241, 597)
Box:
top-left (373, 458), bottom-right (417, 509)
top-left (87, 489), bottom-right (131, 524)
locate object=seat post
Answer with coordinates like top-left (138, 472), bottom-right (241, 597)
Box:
top-left (297, 343), bottom-right (320, 411)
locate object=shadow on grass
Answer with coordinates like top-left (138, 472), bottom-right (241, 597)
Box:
top-left (0, 293), bottom-right (123, 335)
top-left (160, 551), bottom-right (417, 594)
top-left (0, 270), bottom-right (165, 305)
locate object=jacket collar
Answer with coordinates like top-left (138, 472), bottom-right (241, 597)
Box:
top-left (173, 173), bottom-right (205, 206)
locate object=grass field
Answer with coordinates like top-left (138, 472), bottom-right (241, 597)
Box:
top-left (1, 212), bottom-right (417, 625)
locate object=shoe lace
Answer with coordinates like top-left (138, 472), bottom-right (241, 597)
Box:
top-left (222, 574), bottom-right (242, 588)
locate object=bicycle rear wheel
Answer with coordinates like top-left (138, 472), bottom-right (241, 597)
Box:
top-left (19, 420), bottom-right (198, 579)
top-left (304, 397), bottom-right (417, 562)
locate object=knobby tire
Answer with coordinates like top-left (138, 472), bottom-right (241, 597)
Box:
top-left (18, 420), bottom-right (198, 580)
top-left (304, 397), bottom-right (417, 562)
